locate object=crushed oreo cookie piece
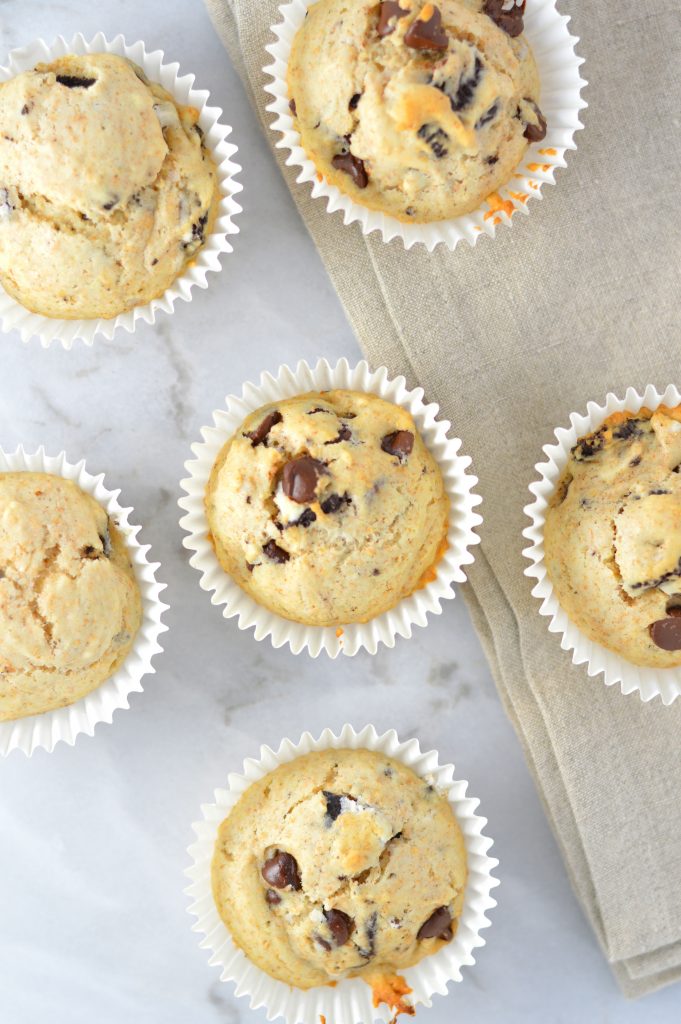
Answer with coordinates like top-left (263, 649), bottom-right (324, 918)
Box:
top-left (417, 123), bottom-right (449, 159)
top-left (56, 74), bottom-right (96, 89)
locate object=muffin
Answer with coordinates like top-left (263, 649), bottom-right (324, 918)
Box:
top-left (287, 0), bottom-right (545, 222)
top-left (0, 472), bottom-right (142, 721)
top-left (205, 389), bottom-right (449, 626)
top-left (212, 748), bottom-right (467, 990)
top-left (544, 407), bottom-right (681, 668)
top-left (0, 52), bottom-right (218, 319)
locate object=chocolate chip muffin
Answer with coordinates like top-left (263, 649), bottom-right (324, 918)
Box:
top-left (205, 390), bottom-right (449, 626)
top-left (0, 473), bottom-right (142, 721)
top-left (287, 0), bottom-right (544, 222)
top-left (212, 748), bottom-right (467, 990)
top-left (0, 53), bottom-right (217, 319)
top-left (544, 407), bottom-right (681, 668)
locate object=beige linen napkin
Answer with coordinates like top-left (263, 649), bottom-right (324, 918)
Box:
top-left (205, 0), bottom-right (681, 997)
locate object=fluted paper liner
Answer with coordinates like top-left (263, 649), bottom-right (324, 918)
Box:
top-left (178, 358), bottom-right (482, 657)
top-left (264, 0), bottom-right (587, 251)
top-left (0, 32), bottom-right (242, 348)
top-left (186, 723), bottom-right (499, 1023)
top-left (523, 384), bottom-right (681, 705)
top-left (0, 446), bottom-right (168, 755)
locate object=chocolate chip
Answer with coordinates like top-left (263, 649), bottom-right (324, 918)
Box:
top-left (102, 196), bottom-right (119, 211)
top-left (332, 150), bottom-right (369, 189)
top-left (246, 562), bottom-right (256, 573)
top-left (649, 616), bottom-right (681, 651)
top-left (281, 456), bottom-right (326, 503)
top-left (265, 889), bottom-right (282, 906)
top-left (417, 124), bottom-right (449, 159)
top-left (245, 410), bottom-right (283, 447)
top-left (404, 6), bottom-right (448, 50)
top-left (486, 154), bottom-right (499, 165)
top-left (294, 508), bottom-right (317, 528)
top-left (263, 540), bottom-right (290, 564)
top-left (20, 104), bottom-right (30, 115)
top-left (325, 909), bottom-right (354, 946)
top-left (483, 0), bottom-right (525, 37)
top-left (55, 74), bottom-right (96, 89)
top-left (417, 906), bottom-right (452, 940)
top-left (630, 455), bottom-right (642, 467)
top-left (324, 424), bottom-right (352, 444)
top-left (476, 102), bottom-right (498, 129)
top-left (289, 98), bottom-right (297, 116)
top-left (324, 791), bottom-right (345, 822)
top-left (261, 851), bottom-right (302, 890)
top-left (437, 56), bottom-right (482, 112)
top-left (381, 430), bottom-right (414, 459)
top-left (349, 93), bottom-right (361, 111)
top-left (523, 101), bottom-right (547, 143)
top-left (321, 492), bottom-right (351, 515)
top-left (377, 0), bottom-right (409, 36)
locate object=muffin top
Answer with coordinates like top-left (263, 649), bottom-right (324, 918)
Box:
top-left (212, 748), bottom-right (467, 990)
top-left (0, 473), bottom-right (142, 721)
top-left (0, 53), bottom-right (217, 319)
top-left (287, 0), bottom-right (543, 222)
top-left (544, 407), bottom-right (681, 668)
top-left (205, 390), bottom-right (449, 627)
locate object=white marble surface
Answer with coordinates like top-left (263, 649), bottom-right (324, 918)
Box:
top-left (0, 1), bottom-right (679, 1021)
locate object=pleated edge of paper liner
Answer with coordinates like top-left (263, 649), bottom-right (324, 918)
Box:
top-left (262, 0), bottom-right (587, 251)
top-left (0, 445), bottom-right (169, 755)
top-left (522, 383), bottom-right (681, 706)
top-left (177, 356), bottom-right (483, 658)
top-left (184, 722), bottom-right (499, 1024)
top-left (0, 31), bottom-right (243, 348)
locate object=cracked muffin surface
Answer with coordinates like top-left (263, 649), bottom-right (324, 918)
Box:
top-left (0, 472), bottom-right (142, 721)
top-left (0, 52), bottom-right (217, 319)
top-left (544, 407), bottom-right (681, 668)
top-left (287, 0), bottom-right (544, 222)
top-left (212, 748), bottom-right (467, 989)
top-left (205, 389), bottom-right (449, 627)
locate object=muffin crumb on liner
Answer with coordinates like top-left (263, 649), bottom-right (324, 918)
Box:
top-left (185, 723), bottom-right (499, 1023)
top-left (0, 446), bottom-right (168, 756)
top-left (0, 32), bottom-right (242, 349)
top-left (523, 384), bottom-right (681, 706)
top-left (263, 0), bottom-right (587, 250)
top-left (178, 358), bottom-right (482, 658)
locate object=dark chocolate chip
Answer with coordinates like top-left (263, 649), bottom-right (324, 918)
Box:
top-left (332, 150), bottom-right (369, 189)
top-left (20, 104), bottom-right (30, 115)
top-left (321, 492), bottom-right (351, 515)
top-left (486, 154), bottom-right (499, 165)
top-left (649, 616), bottom-right (681, 651)
top-left (483, 0), bottom-right (525, 37)
top-left (325, 909), bottom-right (354, 946)
top-left (289, 98), bottom-right (297, 116)
top-left (437, 56), bottom-right (482, 112)
top-left (404, 5), bottom-right (448, 49)
top-left (245, 410), bottom-right (283, 447)
top-left (417, 906), bottom-right (452, 940)
top-left (263, 540), bottom-right (290, 564)
top-left (294, 508), bottom-right (317, 528)
top-left (377, 0), bottom-right (409, 36)
top-left (55, 74), bottom-right (96, 89)
top-left (349, 93), bottom-right (361, 112)
top-left (265, 888), bottom-right (282, 906)
top-left (246, 562), bottom-right (256, 573)
top-left (523, 101), bottom-right (547, 143)
top-left (381, 430), bottom-right (414, 459)
top-left (324, 791), bottom-right (345, 822)
top-left (324, 424), bottom-right (352, 444)
top-left (281, 456), bottom-right (326, 503)
top-left (102, 196), bottom-right (120, 211)
top-left (476, 102), bottom-right (498, 129)
top-left (261, 851), bottom-right (302, 890)
top-left (417, 124), bottom-right (449, 159)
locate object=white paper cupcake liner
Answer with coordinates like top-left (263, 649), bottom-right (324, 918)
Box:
top-left (264, 0), bottom-right (587, 251)
top-left (523, 384), bottom-right (681, 706)
top-left (0, 32), bottom-right (242, 349)
top-left (186, 722), bottom-right (499, 1023)
top-left (0, 446), bottom-right (168, 755)
top-left (178, 357), bottom-right (482, 658)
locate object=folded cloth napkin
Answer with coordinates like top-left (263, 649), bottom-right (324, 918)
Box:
top-left (205, 0), bottom-right (681, 996)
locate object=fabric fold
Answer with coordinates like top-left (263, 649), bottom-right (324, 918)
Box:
top-left (205, 0), bottom-right (681, 997)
